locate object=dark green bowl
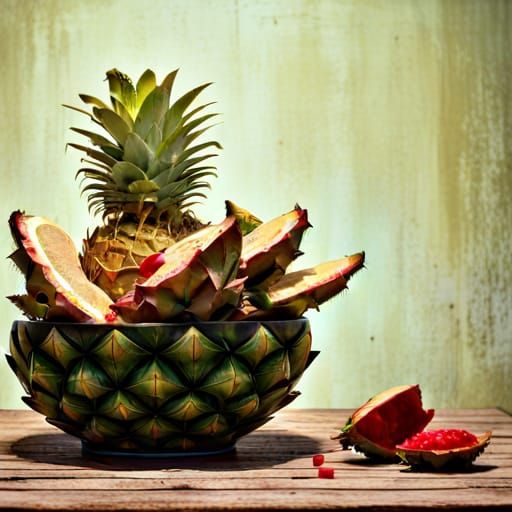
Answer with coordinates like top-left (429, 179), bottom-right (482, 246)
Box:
top-left (7, 318), bottom-right (317, 456)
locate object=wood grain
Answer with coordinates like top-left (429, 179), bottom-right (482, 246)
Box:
top-left (0, 408), bottom-right (511, 511)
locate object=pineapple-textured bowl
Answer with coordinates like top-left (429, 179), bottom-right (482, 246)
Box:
top-left (7, 318), bottom-right (316, 456)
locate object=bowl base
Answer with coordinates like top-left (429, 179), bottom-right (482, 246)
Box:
top-left (81, 441), bottom-right (236, 459)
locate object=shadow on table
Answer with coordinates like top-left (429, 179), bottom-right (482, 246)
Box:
top-left (342, 456), bottom-right (497, 473)
top-left (11, 430), bottom-right (323, 471)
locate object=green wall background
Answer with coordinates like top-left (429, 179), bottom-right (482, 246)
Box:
top-left (0, 0), bottom-right (511, 412)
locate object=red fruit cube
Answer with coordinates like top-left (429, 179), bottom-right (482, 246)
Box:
top-left (104, 311), bottom-right (117, 323)
top-left (318, 467), bottom-right (335, 479)
top-left (312, 454), bottom-right (325, 466)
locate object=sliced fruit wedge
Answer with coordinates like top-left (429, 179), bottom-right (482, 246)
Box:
top-left (8, 211), bottom-right (115, 323)
top-left (333, 384), bottom-right (435, 460)
top-left (239, 205), bottom-right (310, 289)
top-left (396, 430), bottom-right (492, 469)
top-left (113, 216), bottom-right (243, 322)
top-left (233, 252), bottom-right (365, 320)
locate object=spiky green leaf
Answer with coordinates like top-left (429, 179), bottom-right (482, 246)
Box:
top-left (111, 161), bottom-right (147, 190)
top-left (93, 107), bottom-right (131, 146)
top-left (79, 94), bottom-right (109, 110)
top-left (123, 132), bottom-right (152, 170)
top-left (128, 180), bottom-right (160, 194)
top-left (106, 68), bottom-right (136, 118)
top-left (135, 69), bottom-right (157, 111)
top-left (70, 127), bottom-right (115, 148)
top-left (174, 141), bottom-right (222, 166)
top-left (134, 86), bottom-right (169, 140)
top-left (162, 83), bottom-right (212, 138)
top-left (145, 122), bottom-right (162, 150)
top-left (67, 143), bottom-right (117, 167)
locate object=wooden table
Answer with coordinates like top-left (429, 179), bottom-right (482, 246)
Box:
top-left (0, 408), bottom-right (511, 511)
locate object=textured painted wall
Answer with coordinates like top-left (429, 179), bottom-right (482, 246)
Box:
top-left (0, 0), bottom-right (510, 412)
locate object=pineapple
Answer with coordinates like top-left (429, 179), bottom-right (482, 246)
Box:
top-left (67, 69), bottom-right (220, 300)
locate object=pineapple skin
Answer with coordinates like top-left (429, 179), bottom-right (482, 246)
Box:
top-left (82, 214), bottom-right (203, 300)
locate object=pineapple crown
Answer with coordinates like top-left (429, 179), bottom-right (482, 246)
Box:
top-left (65, 69), bottom-right (221, 223)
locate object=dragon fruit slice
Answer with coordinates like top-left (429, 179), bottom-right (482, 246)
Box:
top-left (8, 211), bottom-right (115, 323)
top-left (334, 384), bottom-right (492, 468)
top-left (232, 252), bottom-right (365, 320)
top-left (396, 429), bottom-right (492, 469)
top-left (334, 384), bottom-right (435, 460)
top-left (113, 216), bottom-right (243, 322)
top-left (239, 205), bottom-right (310, 289)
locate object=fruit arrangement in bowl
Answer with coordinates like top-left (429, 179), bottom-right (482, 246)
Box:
top-left (6, 69), bottom-right (365, 456)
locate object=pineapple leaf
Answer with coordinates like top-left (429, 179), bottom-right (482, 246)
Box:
top-left (93, 108), bottom-right (131, 146)
top-left (183, 113), bottom-right (219, 134)
top-left (67, 143), bottom-right (117, 166)
top-left (81, 183), bottom-right (118, 196)
top-left (158, 155), bottom-right (218, 186)
top-left (79, 94), bottom-right (109, 110)
top-left (134, 86), bottom-right (170, 141)
top-left (184, 125), bottom-right (220, 148)
top-left (70, 127), bottom-right (115, 148)
top-left (162, 83), bottom-right (212, 138)
top-left (88, 190), bottom-right (153, 203)
top-left (135, 69), bottom-right (157, 111)
top-left (123, 132), bottom-right (152, 170)
top-left (182, 101), bottom-right (216, 123)
top-left (155, 179), bottom-right (190, 200)
top-left (175, 142), bottom-right (222, 166)
top-left (154, 160), bottom-right (212, 193)
top-left (63, 103), bottom-right (94, 119)
top-left (76, 170), bottom-right (113, 185)
top-left (112, 100), bottom-right (135, 128)
top-left (146, 158), bottom-right (169, 181)
top-left (155, 122), bottom-right (188, 162)
top-left (179, 200), bottom-right (202, 209)
top-left (160, 69), bottom-right (179, 95)
top-left (106, 69), bottom-right (137, 119)
top-left (111, 162), bottom-right (147, 190)
top-left (180, 190), bottom-right (209, 201)
top-left (128, 180), bottom-right (160, 194)
top-left (145, 122), bottom-right (163, 150)
top-left (156, 114), bottom-right (218, 163)
top-left (157, 183), bottom-right (210, 207)
top-left (88, 199), bottom-right (109, 215)
top-left (102, 145), bottom-right (124, 159)
top-left (78, 158), bottom-right (112, 172)
top-left (179, 168), bottom-right (217, 183)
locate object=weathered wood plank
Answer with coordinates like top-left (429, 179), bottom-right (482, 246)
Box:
top-left (0, 408), bottom-right (510, 511)
top-left (1, 488), bottom-right (512, 511)
top-left (1, 476), bottom-right (512, 491)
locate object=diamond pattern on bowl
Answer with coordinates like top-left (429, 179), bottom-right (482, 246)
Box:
top-left (8, 319), bottom-right (313, 453)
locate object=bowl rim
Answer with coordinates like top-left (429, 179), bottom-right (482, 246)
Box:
top-left (12, 317), bottom-right (309, 328)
